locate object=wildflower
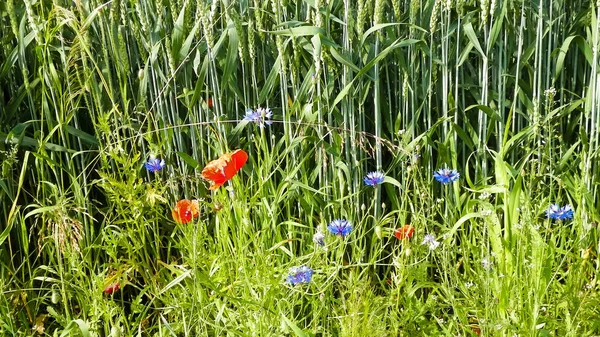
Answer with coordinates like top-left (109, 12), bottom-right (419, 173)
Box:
top-left (433, 167), bottom-right (460, 184)
top-left (394, 225), bottom-right (415, 240)
top-left (313, 231), bottom-right (325, 246)
top-left (481, 209), bottom-right (492, 217)
top-left (204, 97), bottom-right (214, 109)
top-left (465, 281), bottom-right (474, 288)
top-left (172, 199), bottom-right (200, 224)
top-left (103, 282), bottom-right (120, 295)
top-left (546, 204), bottom-right (574, 220)
top-left (363, 171), bottom-right (385, 187)
top-left (412, 153), bottom-right (421, 163)
top-left (481, 258), bottom-right (493, 271)
top-left (327, 219), bottom-right (353, 237)
top-left (286, 266), bottom-right (313, 285)
top-left (243, 107), bottom-right (273, 128)
top-left (422, 234), bottom-right (440, 250)
top-left (201, 149), bottom-right (248, 190)
top-left (144, 156), bottom-right (165, 173)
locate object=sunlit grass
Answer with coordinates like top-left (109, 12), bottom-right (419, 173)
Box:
top-left (1, 0), bottom-right (600, 336)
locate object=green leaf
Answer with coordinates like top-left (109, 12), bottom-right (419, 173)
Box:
top-left (332, 39), bottom-right (422, 109)
top-left (463, 22), bottom-right (486, 59)
top-left (329, 47), bottom-right (360, 73)
top-left (176, 152), bottom-right (199, 169)
top-left (383, 176), bottom-right (403, 190)
top-left (222, 22), bottom-right (239, 86)
top-left (281, 315), bottom-right (310, 337)
top-left (445, 212), bottom-right (481, 240)
top-left (263, 26), bottom-right (325, 37)
top-left (158, 269), bottom-right (192, 295)
top-left (60, 319), bottom-right (91, 337)
top-left (258, 56), bottom-right (281, 104)
top-left (361, 23), bottom-right (427, 45)
top-left (63, 125), bottom-right (98, 147)
top-left (171, 1), bottom-right (188, 62)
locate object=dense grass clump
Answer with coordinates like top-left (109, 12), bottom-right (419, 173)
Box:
top-left (1, 0), bottom-right (600, 335)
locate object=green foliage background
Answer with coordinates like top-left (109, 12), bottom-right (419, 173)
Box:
top-left (1, 0), bottom-right (600, 335)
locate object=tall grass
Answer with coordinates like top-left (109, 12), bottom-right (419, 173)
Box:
top-left (1, 0), bottom-right (600, 335)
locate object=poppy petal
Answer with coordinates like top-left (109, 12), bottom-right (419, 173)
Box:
top-left (201, 150), bottom-right (248, 190)
top-left (230, 149), bottom-right (248, 171)
top-left (394, 225), bottom-right (414, 240)
top-left (172, 199), bottom-right (200, 224)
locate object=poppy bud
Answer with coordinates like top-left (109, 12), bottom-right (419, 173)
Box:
top-left (51, 289), bottom-right (59, 304)
top-left (110, 326), bottom-right (121, 337)
top-left (103, 282), bottom-right (120, 295)
top-left (374, 226), bottom-right (382, 239)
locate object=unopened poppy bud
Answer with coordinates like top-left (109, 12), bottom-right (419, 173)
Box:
top-left (51, 289), bottom-right (59, 304)
top-left (404, 248), bottom-right (412, 256)
top-left (361, 204), bottom-right (366, 211)
top-left (381, 203), bottom-right (386, 210)
top-left (110, 326), bottom-right (121, 337)
top-left (103, 282), bottom-right (120, 295)
top-left (374, 226), bottom-right (382, 239)
top-left (138, 68), bottom-right (144, 80)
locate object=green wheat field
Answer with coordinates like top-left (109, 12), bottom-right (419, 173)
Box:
top-left (1, 0), bottom-right (600, 336)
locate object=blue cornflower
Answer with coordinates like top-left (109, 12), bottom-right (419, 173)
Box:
top-left (313, 231), bottom-right (325, 246)
top-left (546, 204), bottom-right (574, 220)
top-left (327, 219), bottom-right (353, 237)
top-left (286, 266), bottom-right (313, 285)
top-left (433, 168), bottom-right (460, 184)
top-left (145, 156), bottom-right (165, 173)
top-left (243, 107), bottom-right (273, 128)
top-left (363, 171), bottom-right (385, 187)
top-left (422, 234), bottom-right (441, 250)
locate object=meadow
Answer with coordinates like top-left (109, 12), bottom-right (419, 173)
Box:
top-left (1, 0), bottom-right (600, 336)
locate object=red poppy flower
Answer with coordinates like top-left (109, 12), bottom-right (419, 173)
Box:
top-left (201, 149), bottom-right (248, 190)
top-left (205, 97), bottom-right (213, 109)
top-left (394, 225), bottom-right (414, 240)
top-left (103, 282), bottom-right (120, 295)
top-left (172, 199), bottom-right (200, 224)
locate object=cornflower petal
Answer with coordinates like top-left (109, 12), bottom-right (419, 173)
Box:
top-left (422, 234), bottom-right (440, 250)
top-left (433, 168), bottom-right (460, 184)
top-left (145, 157), bottom-right (165, 173)
top-left (363, 171), bottom-right (385, 187)
top-left (327, 219), bottom-right (353, 237)
top-left (286, 266), bottom-right (314, 285)
top-left (243, 107), bottom-right (273, 128)
top-left (313, 231), bottom-right (325, 246)
top-left (546, 203), bottom-right (574, 221)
